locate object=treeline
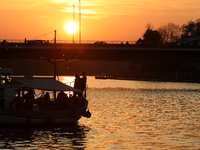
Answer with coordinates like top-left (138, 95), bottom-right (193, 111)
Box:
top-left (136, 18), bottom-right (200, 48)
top-left (1, 59), bottom-right (200, 82)
top-left (0, 59), bottom-right (130, 76)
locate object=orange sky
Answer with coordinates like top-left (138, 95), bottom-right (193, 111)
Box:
top-left (1, 0), bottom-right (200, 42)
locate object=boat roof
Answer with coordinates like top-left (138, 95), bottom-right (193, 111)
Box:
top-left (11, 77), bottom-right (82, 92)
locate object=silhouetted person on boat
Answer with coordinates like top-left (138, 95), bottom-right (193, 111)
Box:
top-left (57, 91), bottom-right (66, 100)
top-left (23, 88), bottom-right (35, 111)
top-left (74, 73), bottom-right (83, 97)
top-left (56, 91), bottom-right (67, 109)
top-left (44, 92), bottom-right (50, 100)
top-left (81, 71), bottom-right (87, 89)
top-left (81, 70), bottom-right (87, 98)
top-left (74, 73), bottom-right (82, 90)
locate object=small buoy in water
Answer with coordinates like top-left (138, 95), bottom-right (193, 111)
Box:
top-left (82, 110), bottom-right (91, 118)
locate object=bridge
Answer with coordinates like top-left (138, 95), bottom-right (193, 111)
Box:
top-left (0, 43), bottom-right (200, 62)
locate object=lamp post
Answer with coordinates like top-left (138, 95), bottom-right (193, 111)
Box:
top-left (73, 5), bottom-right (75, 44)
top-left (79, 0), bottom-right (81, 44)
top-left (54, 30), bottom-right (57, 100)
top-left (54, 30), bottom-right (56, 79)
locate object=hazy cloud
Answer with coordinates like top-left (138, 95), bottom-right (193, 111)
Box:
top-left (1, 0), bottom-right (49, 10)
top-left (2, 0), bottom-right (200, 19)
top-left (52, 0), bottom-right (200, 19)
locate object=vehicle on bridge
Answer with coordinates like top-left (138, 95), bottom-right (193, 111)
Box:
top-left (94, 41), bottom-right (107, 44)
top-left (26, 40), bottom-right (50, 45)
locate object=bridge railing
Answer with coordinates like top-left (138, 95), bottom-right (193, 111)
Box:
top-left (0, 39), bottom-right (136, 45)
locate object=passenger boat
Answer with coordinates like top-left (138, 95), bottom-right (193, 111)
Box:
top-left (95, 74), bottom-right (117, 79)
top-left (0, 68), bottom-right (91, 125)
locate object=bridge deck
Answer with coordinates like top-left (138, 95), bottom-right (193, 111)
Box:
top-left (0, 44), bottom-right (200, 62)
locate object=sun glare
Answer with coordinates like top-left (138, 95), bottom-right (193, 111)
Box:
top-left (65, 22), bottom-right (78, 34)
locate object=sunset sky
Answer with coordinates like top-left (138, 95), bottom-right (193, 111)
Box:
top-left (1, 0), bottom-right (200, 42)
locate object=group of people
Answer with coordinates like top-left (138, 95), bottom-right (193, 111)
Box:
top-left (13, 71), bottom-right (87, 111)
top-left (22, 88), bottom-right (35, 111)
top-left (74, 71), bottom-right (87, 97)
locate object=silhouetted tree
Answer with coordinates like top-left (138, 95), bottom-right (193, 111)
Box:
top-left (158, 22), bottom-right (181, 44)
top-left (143, 29), bottom-right (162, 46)
top-left (146, 23), bottom-right (154, 30)
top-left (136, 38), bottom-right (143, 45)
top-left (180, 18), bottom-right (200, 38)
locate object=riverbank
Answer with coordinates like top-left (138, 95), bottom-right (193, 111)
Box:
top-left (1, 59), bottom-right (200, 83)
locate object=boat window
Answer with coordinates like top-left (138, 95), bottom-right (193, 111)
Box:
top-left (15, 90), bottom-right (21, 98)
top-left (0, 88), bottom-right (4, 97)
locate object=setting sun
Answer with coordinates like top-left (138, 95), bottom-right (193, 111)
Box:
top-left (65, 22), bottom-right (78, 34)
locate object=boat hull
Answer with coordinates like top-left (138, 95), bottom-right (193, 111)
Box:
top-left (0, 101), bottom-right (88, 125)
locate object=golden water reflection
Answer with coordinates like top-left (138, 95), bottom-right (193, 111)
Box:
top-left (75, 77), bottom-right (200, 149)
top-left (0, 76), bottom-right (199, 149)
top-left (80, 89), bottom-right (200, 149)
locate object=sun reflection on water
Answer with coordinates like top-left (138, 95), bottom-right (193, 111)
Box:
top-left (61, 76), bottom-right (75, 87)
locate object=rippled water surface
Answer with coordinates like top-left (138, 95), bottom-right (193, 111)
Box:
top-left (0, 76), bottom-right (200, 149)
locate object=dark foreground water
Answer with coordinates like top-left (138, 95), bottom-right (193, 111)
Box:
top-left (0, 76), bottom-right (200, 149)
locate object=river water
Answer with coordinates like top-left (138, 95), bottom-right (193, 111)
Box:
top-left (0, 76), bottom-right (200, 149)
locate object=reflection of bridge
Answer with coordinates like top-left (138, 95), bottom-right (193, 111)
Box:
top-left (1, 44), bottom-right (200, 62)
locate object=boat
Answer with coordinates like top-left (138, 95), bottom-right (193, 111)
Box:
top-left (95, 73), bottom-right (117, 79)
top-left (0, 68), bottom-right (91, 125)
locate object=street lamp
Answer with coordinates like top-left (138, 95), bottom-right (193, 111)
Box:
top-left (79, 0), bottom-right (81, 44)
top-left (73, 5), bottom-right (75, 44)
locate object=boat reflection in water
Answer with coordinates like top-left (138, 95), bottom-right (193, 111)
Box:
top-left (0, 124), bottom-right (89, 149)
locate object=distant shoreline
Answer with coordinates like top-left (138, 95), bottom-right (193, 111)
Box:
top-left (111, 77), bottom-right (200, 84)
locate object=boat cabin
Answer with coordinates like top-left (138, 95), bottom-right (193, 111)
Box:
top-left (0, 68), bottom-right (25, 109)
top-left (0, 68), bottom-right (84, 111)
